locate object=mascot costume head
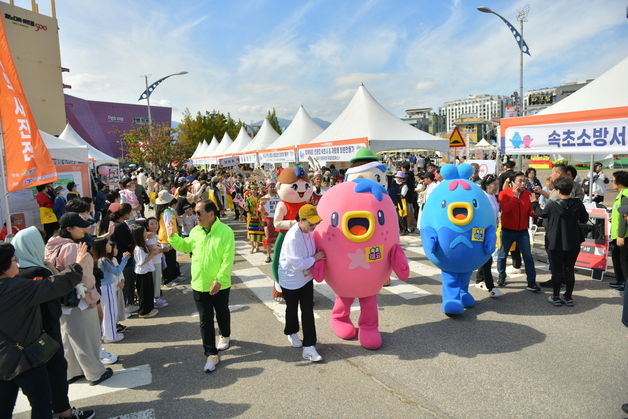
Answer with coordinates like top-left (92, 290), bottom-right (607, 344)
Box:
top-left (271, 167), bottom-right (314, 300)
top-left (312, 178), bottom-right (409, 349)
top-left (419, 163), bottom-right (496, 315)
top-left (344, 148), bottom-right (388, 190)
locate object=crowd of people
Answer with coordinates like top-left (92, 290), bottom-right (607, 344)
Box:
top-left (1, 154), bottom-right (627, 418)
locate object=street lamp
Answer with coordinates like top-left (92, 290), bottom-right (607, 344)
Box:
top-left (137, 71), bottom-right (188, 129)
top-left (477, 6), bottom-right (530, 116)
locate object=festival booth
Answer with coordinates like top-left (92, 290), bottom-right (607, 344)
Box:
top-left (298, 85), bottom-right (449, 165)
top-left (59, 123), bottom-right (119, 167)
top-left (6, 130), bottom-right (91, 230)
top-left (202, 137), bottom-right (219, 165)
top-left (238, 119), bottom-right (280, 166)
top-left (221, 126), bottom-right (252, 167)
top-left (210, 132), bottom-right (234, 167)
top-left (258, 106), bottom-right (324, 166)
top-left (189, 140), bottom-right (207, 166)
top-left (500, 56), bottom-right (628, 280)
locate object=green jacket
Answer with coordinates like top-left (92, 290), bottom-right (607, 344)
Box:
top-left (168, 219), bottom-right (235, 292)
top-left (610, 188), bottom-right (628, 239)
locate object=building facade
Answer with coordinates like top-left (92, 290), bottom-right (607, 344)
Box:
top-left (439, 94), bottom-right (512, 133)
top-left (402, 108), bottom-right (446, 135)
top-left (523, 80), bottom-right (592, 116)
top-left (65, 94), bottom-right (172, 158)
top-left (0, 0), bottom-right (66, 134)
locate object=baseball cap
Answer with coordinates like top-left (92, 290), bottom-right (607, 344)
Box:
top-left (421, 172), bottom-right (435, 180)
top-left (298, 204), bottom-right (322, 225)
top-left (59, 212), bottom-right (92, 229)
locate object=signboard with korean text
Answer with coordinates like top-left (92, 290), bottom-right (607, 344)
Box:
top-left (218, 156), bottom-right (240, 168)
top-left (297, 138), bottom-right (368, 162)
top-left (259, 148), bottom-right (296, 164)
top-left (239, 153), bottom-right (258, 165)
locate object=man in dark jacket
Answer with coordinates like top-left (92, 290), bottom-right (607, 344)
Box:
top-left (531, 177), bottom-right (589, 306)
top-left (496, 172), bottom-right (539, 291)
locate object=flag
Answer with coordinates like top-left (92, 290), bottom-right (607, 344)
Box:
top-left (0, 17), bottom-right (57, 191)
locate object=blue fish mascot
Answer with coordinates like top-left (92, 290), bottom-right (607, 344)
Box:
top-left (420, 163), bottom-right (496, 315)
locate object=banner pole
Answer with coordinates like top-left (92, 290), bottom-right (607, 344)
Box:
top-left (0, 124), bottom-right (13, 238)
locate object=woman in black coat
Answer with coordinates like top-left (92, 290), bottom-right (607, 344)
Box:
top-left (0, 242), bottom-right (87, 419)
top-left (531, 177), bottom-right (589, 306)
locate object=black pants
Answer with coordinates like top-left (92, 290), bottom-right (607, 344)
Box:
top-left (162, 248), bottom-right (180, 283)
top-left (0, 365), bottom-right (52, 419)
top-left (475, 256), bottom-right (495, 290)
top-left (45, 326), bottom-right (70, 414)
top-left (510, 247), bottom-right (522, 269)
top-left (122, 258), bottom-right (137, 306)
top-left (136, 272), bottom-right (155, 315)
top-left (548, 249), bottom-right (580, 297)
top-left (611, 240), bottom-right (626, 284)
top-left (193, 288), bottom-right (231, 356)
top-left (43, 222), bottom-right (58, 243)
top-left (282, 281), bottom-right (316, 347)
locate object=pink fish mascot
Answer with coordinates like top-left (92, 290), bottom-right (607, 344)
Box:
top-left (312, 179), bottom-right (409, 349)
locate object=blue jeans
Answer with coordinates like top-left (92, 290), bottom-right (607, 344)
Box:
top-left (497, 229), bottom-right (536, 286)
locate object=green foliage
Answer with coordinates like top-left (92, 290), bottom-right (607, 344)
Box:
top-left (266, 108), bottom-right (282, 134)
top-left (178, 109), bottom-right (245, 156)
top-left (119, 122), bottom-right (186, 168)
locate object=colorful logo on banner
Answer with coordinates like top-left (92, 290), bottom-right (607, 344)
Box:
top-left (0, 18), bottom-right (57, 191)
top-left (508, 132), bottom-right (534, 149)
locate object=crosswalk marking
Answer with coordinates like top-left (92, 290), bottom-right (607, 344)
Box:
top-left (14, 364), bottom-right (152, 414)
top-left (108, 409), bottom-right (156, 419)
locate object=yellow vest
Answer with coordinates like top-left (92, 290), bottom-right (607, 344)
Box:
top-left (159, 209), bottom-right (178, 244)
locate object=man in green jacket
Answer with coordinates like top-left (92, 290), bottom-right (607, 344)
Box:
top-left (610, 171), bottom-right (628, 294)
top-left (167, 200), bottom-right (235, 373)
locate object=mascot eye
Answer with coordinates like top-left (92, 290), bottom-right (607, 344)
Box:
top-left (375, 174), bottom-right (381, 182)
top-left (305, 183), bottom-right (310, 189)
top-left (377, 210), bottom-right (385, 225)
top-left (291, 184), bottom-right (298, 191)
top-left (331, 212), bottom-right (339, 227)
top-left (441, 200), bottom-right (447, 208)
top-left (472, 199), bottom-right (478, 208)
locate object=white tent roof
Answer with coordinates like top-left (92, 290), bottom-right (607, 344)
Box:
top-left (241, 119), bottom-right (280, 152)
top-left (41, 130), bottom-right (89, 163)
top-left (308, 85), bottom-right (449, 153)
top-left (190, 140), bottom-right (207, 159)
top-left (204, 136), bottom-right (219, 157)
top-left (225, 127), bottom-right (252, 155)
top-left (212, 133), bottom-right (234, 156)
top-left (193, 141), bottom-right (209, 159)
top-left (537, 56), bottom-right (628, 115)
top-left (264, 106), bottom-right (323, 150)
top-left (59, 123), bottom-right (119, 166)
top-left (473, 138), bottom-right (497, 149)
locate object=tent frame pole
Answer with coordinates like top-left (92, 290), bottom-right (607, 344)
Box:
top-left (0, 123), bottom-right (12, 238)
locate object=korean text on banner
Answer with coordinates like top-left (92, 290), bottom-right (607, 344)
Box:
top-left (0, 18), bottom-right (57, 191)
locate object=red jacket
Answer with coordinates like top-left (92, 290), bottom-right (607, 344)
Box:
top-left (498, 188), bottom-right (535, 231)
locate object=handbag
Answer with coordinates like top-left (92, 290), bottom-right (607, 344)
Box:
top-left (39, 206), bottom-right (58, 224)
top-left (0, 329), bottom-right (60, 368)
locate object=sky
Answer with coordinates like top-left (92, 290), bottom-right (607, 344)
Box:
top-left (26, 0), bottom-right (628, 124)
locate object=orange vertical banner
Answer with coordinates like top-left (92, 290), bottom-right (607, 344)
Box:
top-left (0, 18), bottom-right (57, 192)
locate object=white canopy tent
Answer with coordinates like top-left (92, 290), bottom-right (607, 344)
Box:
top-left (211, 133), bottom-right (234, 157)
top-left (190, 139), bottom-right (207, 160)
top-left (298, 85), bottom-right (449, 162)
top-left (239, 119), bottom-right (280, 165)
top-left (59, 123), bottom-right (119, 166)
top-left (225, 126), bottom-right (252, 156)
top-left (259, 106), bottom-right (324, 164)
top-left (41, 130), bottom-right (89, 163)
top-left (500, 55), bottom-right (628, 199)
top-left (190, 140), bottom-right (208, 165)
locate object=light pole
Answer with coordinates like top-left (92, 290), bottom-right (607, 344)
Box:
top-left (137, 71), bottom-right (188, 133)
top-left (477, 6), bottom-right (530, 116)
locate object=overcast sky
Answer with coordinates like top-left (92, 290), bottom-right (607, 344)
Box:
top-left (31, 0), bottom-right (628, 123)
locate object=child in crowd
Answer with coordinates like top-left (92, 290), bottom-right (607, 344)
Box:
top-left (146, 217), bottom-right (168, 309)
top-left (131, 224), bottom-right (159, 318)
top-left (180, 203), bottom-right (197, 237)
top-left (94, 238), bottom-right (130, 342)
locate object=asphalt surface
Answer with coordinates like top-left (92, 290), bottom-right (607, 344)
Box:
top-left (14, 214), bottom-right (628, 419)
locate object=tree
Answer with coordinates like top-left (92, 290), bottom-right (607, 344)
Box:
top-left (120, 122), bottom-right (186, 168)
top-left (266, 108), bottom-right (283, 134)
top-left (177, 109), bottom-right (245, 156)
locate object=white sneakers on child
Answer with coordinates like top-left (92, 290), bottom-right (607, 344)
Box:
top-left (217, 336), bottom-right (230, 351)
top-left (100, 348), bottom-right (118, 365)
top-left (204, 355), bottom-right (219, 373)
top-left (103, 333), bottom-right (124, 344)
top-left (287, 333), bottom-right (303, 348)
top-left (302, 346), bottom-right (322, 362)
top-left (475, 282), bottom-right (503, 297)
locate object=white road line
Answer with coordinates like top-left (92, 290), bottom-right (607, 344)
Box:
top-left (14, 364), bottom-right (152, 414)
top-left (107, 408), bottom-right (156, 419)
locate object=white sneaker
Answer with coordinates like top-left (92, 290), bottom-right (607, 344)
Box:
top-left (287, 333), bottom-right (302, 348)
top-left (302, 346), bottom-right (322, 362)
top-left (203, 355), bottom-right (219, 372)
top-left (489, 287), bottom-right (504, 297)
top-left (139, 308), bottom-right (159, 318)
top-left (103, 333), bottom-right (124, 343)
top-left (154, 298), bottom-right (168, 308)
top-left (100, 348), bottom-right (118, 365)
top-left (475, 282), bottom-right (488, 291)
top-left (217, 336), bottom-right (230, 351)
top-left (124, 304), bottom-right (139, 315)
top-left (506, 266), bottom-right (520, 274)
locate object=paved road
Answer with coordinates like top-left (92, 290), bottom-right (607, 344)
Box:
top-left (15, 217), bottom-right (627, 419)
